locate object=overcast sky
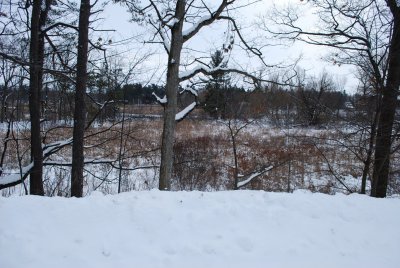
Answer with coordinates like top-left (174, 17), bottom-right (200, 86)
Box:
top-left (98, 0), bottom-right (358, 93)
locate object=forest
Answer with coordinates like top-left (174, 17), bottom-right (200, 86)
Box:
top-left (0, 0), bottom-right (399, 266)
top-left (0, 0), bottom-right (399, 197)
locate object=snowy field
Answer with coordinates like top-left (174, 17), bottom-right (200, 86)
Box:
top-left (0, 190), bottom-right (399, 268)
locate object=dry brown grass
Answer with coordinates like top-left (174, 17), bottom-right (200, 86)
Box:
top-left (1, 117), bottom-right (399, 196)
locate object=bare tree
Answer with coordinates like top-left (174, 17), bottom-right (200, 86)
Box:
top-left (28, 0), bottom-right (53, 195)
top-left (372, 0), bottom-right (400, 197)
top-left (120, 0), bottom-right (236, 190)
top-left (295, 71), bottom-right (335, 126)
top-left (348, 68), bottom-right (380, 194)
top-left (0, 0), bottom-right (76, 195)
top-left (70, 0), bottom-right (91, 197)
top-left (264, 0), bottom-right (400, 197)
top-left (0, 55), bottom-right (18, 123)
top-left (223, 118), bottom-right (273, 190)
top-left (122, 0), bottom-right (286, 190)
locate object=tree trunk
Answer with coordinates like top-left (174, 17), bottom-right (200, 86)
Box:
top-left (71, 0), bottom-right (90, 197)
top-left (158, 0), bottom-right (186, 190)
top-left (227, 121), bottom-right (240, 190)
top-left (118, 100), bottom-right (126, 193)
top-left (0, 82), bottom-right (7, 123)
top-left (28, 0), bottom-right (50, 196)
top-left (232, 133), bottom-right (239, 190)
top-left (361, 101), bottom-right (379, 194)
top-left (371, 1), bottom-right (400, 198)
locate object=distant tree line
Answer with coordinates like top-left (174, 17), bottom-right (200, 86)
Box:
top-left (0, 76), bottom-right (356, 126)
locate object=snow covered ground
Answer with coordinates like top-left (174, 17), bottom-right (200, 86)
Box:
top-left (0, 190), bottom-right (399, 268)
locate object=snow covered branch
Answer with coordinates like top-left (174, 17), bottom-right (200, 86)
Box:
top-left (182, 0), bottom-right (236, 42)
top-left (237, 166), bottom-right (273, 189)
top-left (179, 85), bottom-right (198, 97)
top-left (43, 159), bottom-right (159, 172)
top-left (0, 137), bottom-right (74, 190)
top-left (152, 92), bottom-right (167, 104)
top-left (0, 119), bottom-right (126, 190)
top-left (179, 65), bottom-right (291, 87)
top-left (175, 102), bottom-right (196, 121)
top-left (0, 163), bottom-right (33, 190)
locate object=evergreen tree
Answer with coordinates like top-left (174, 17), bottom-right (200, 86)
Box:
top-left (202, 50), bottom-right (231, 118)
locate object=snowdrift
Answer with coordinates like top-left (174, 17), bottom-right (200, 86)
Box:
top-left (0, 190), bottom-right (399, 268)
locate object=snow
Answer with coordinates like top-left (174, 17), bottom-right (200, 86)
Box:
top-left (180, 85), bottom-right (198, 97)
top-left (179, 65), bottom-right (204, 80)
top-left (179, 65), bottom-right (233, 81)
top-left (175, 102), bottom-right (196, 121)
top-left (159, 26), bottom-right (171, 53)
top-left (179, 63), bottom-right (229, 81)
top-left (0, 163), bottom-right (33, 186)
top-left (166, 18), bottom-right (179, 28)
top-left (152, 92), bottom-right (167, 104)
top-left (43, 137), bottom-right (73, 155)
top-left (0, 190), bottom-right (399, 268)
top-left (237, 166), bottom-right (273, 188)
top-left (0, 137), bottom-right (75, 188)
top-left (0, 137), bottom-right (74, 187)
top-left (41, 1), bottom-right (46, 11)
top-left (182, 14), bottom-right (211, 37)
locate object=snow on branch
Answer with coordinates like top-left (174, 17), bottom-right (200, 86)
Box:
top-left (175, 102), bottom-right (196, 121)
top-left (165, 17), bottom-right (179, 28)
top-left (0, 163), bottom-right (33, 189)
top-left (180, 85), bottom-right (198, 97)
top-left (179, 65), bottom-right (291, 87)
top-left (43, 138), bottom-right (73, 157)
top-left (43, 159), bottom-right (159, 172)
top-left (237, 166), bottom-right (273, 188)
top-left (44, 158), bottom-right (116, 166)
top-left (42, 22), bottom-right (79, 33)
top-left (0, 137), bottom-right (74, 190)
top-left (182, 14), bottom-right (212, 38)
top-left (152, 92), bottom-right (167, 104)
top-left (179, 65), bottom-right (205, 81)
top-left (182, 0), bottom-right (235, 42)
top-left (158, 26), bottom-right (171, 53)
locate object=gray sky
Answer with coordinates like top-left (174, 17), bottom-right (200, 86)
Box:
top-left (99, 0), bottom-right (358, 93)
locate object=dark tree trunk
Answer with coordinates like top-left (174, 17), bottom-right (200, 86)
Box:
top-left (0, 84), bottom-right (7, 123)
top-left (371, 1), bottom-right (400, 198)
top-left (361, 94), bottom-right (380, 194)
top-left (158, 0), bottom-right (186, 191)
top-left (16, 79), bottom-right (22, 121)
top-left (231, 129), bottom-right (239, 190)
top-left (361, 111), bottom-right (378, 194)
top-left (117, 100), bottom-right (126, 194)
top-left (71, 0), bottom-right (91, 197)
top-left (28, 0), bottom-right (51, 195)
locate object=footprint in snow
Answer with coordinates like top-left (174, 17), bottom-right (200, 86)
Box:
top-left (202, 244), bottom-right (217, 254)
top-left (236, 237), bottom-right (254, 252)
top-left (164, 246), bottom-right (177, 255)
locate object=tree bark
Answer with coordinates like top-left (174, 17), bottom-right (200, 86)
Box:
top-left (361, 99), bottom-right (379, 194)
top-left (28, 0), bottom-right (51, 195)
top-left (117, 99), bottom-right (126, 193)
top-left (158, 0), bottom-right (186, 190)
top-left (1, 84), bottom-right (7, 123)
top-left (227, 121), bottom-right (239, 190)
top-left (71, 0), bottom-right (90, 197)
top-left (371, 1), bottom-right (400, 198)
top-left (232, 132), bottom-right (239, 190)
